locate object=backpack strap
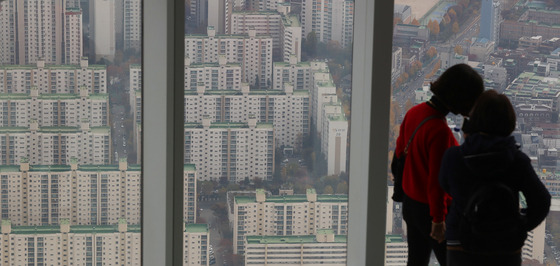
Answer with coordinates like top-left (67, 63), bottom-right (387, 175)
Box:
top-left (404, 115), bottom-right (439, 155)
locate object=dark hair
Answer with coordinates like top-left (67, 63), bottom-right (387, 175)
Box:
top-left (468, 90), bottom-right (516, 137)
top-left (430, 64), bottom-right (484, 115)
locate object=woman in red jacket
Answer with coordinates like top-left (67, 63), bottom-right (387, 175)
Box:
top-left (394, 64), bottom-right (483, 265)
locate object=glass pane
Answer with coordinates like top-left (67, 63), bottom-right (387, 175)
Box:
top-left (0, 0), bottom-right (142, 264)
top-left (388, 0), bottom-right (559, 265)
top-left (182, 0), bottom-right (354, 264)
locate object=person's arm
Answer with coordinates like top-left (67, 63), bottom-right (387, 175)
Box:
top-left (438, 148), bottom-right (455, 194)
top-left (426, 124), bottom-right (457, 223)
top-left (516, 152), bottom-right (551, 231)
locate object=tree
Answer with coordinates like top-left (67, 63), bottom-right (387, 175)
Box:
top-left (336, 182), bottom-right (348, 194)
top-left (426, 46), bottom-right (437, 59)
top-left (305, 31), bottom-right (317, 57)
top-left (323, 185), bottom-right (334, 194)
top-left (452, 21), bottom-right (460, 35)
top-left (454, 45), bottom-right (463, 55)
top-left (411, 18), bottom-right (420, 26)
top-left (448, 9), bottom-right (457, 21)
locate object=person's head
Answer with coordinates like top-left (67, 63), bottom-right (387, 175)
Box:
top-left (430, 64), bottom-right (484, 116)
top-left (467, 89), bottom-right (516, 137)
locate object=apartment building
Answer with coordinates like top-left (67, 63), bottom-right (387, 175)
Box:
top-left (124, 0), bottom-right (142, 51)
top-left (90, 0), bottom-right (116, 61)
top-left (0, 122), bottom-right (111, 166)
top-left (321, 102), bottom-right (348, 176)
top-left (185, 27), bottom-right (273, 88)
top-left (244, 229), bottom-right (347, 265)
top-left (184, 56), bottom-right (243, 91)
top-left (64, 8), bottom-right (83, 65)
top-left (272, 56), bottom-right (313, 90)
top-left (312, 78), bottom-right (337, 135)
top-left (184, 84), bottom-right (309, 149)
top-left (301, 0), bottom-right (354, 47)
top-left (479, 0), bottom-right (501, 43)
top-left (232, 189), bottom-right (348, 254)
top-left (503, 72), bottom-right (560, 113)
top-left (523, 220), bottom-right (546, 264)
top-left (229, 5), bottom-right (302, 61)
top-left (184, 118), bottom-right (274, 182)
top-left (0, 161), bottom-right (197, 226)
top-left (385, 235), bottom-right (408, 266)
top-left (0, 59), bottom-right (107, 94)
top-left (0, 1), bottom-right (83, 65)
top-left (184, 224), bottom-right (210, 266)
top-left (0, 219), bottom-right (141, 266)
top-left (0, 87), bottom-right (109, 128)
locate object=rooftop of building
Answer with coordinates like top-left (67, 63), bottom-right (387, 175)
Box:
top-left (283, 14), bottom-right (301, 27)
top-left (245, 234), bottom-right (347, 245)
top-left (0, 93), bottom-right (108, 100)
top-left (235, 193), bottom-right (348, 204)
top-left (232, 10), bottom-right (282, 16)
top-left (274, 61), bottom-right (311, 67)
top-left (0, 64), bottom-right (106, 71)
top-left (0, 164), bottom-right (144, 173)
top-left (184, 223), bottom-right (208, 233)
top-left (7, 224), bottom-right (140, 235)
top-left (185, 33), bottom-right (272, 40)
top-left (504, 72), bottom-right (560, 98)
top-left (184, 164), bottom-right (196, 171)
top-left (385, 234), bottom-right (405, 244)
top-left (187, 62), bottom-right (242, 68)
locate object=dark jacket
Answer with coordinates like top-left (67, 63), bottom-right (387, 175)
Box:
top-left (439, 133), bottom-right (551, 242)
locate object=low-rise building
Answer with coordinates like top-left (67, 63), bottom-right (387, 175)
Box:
top-left (244, 229), bottom-right (347, 265)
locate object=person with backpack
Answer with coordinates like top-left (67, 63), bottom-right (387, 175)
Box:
top-left (393, 64), bottom-right (484, 265)
top-left (439, 90), bottom-right (551, 265)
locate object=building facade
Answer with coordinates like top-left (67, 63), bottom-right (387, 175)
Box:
top-left (185, 56), bottom-right (243, 91)
top-left (0, 59), bottom-right (107, 94)
top-left (0, 0), bottom-right (83, 65)
top-left (184, 84), bottom-right (309, 149)
top-left (272, 57), bottom-right (313, 91)
top-left (232, 189), bottom-right (348, 254)
top-left (0, 219), bottom-right (142, 266)
top-left (90, 0), bottom-right (116, 61)
top-left (321, 102), bottom-right (348, 176)
top-left (124, 0), bottom-right (142, 51)
top-left (185, 27), bottom-right (273, 88)
top-left (301, 0), bottom-right (354, 47)
top-left (0, 88), bottom-right (109, 128)
top-left (184, 223), bottom-right (210, 266)
top-left (184, 118), bottom-right (274, 182)
top-left (244, 229), bottom-right (347, 265)
top-left (479, 0), bottom-right (501, 43)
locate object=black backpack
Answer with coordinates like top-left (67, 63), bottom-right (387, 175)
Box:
top-left (459, 161), bottom-right (527, 253)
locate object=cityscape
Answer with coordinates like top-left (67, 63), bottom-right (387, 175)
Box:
top-left (0, 0), bottom-right (560, 265)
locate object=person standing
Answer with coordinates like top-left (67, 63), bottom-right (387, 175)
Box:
top-left (394, 64), bottom-right (484, 265)
top-left (439, 90), bottom-right (551, 265)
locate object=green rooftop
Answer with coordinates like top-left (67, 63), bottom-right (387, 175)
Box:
top-left (0, 127), bottom-right (29, 134)
top-left (385, 234), bottom-right (405, 244)
top-left (184, 164), bottom-right (196, 171)
top-left (0, 165), bottom-right (21, 173)
top-left (185, 223), bottom-right (208, 233)
top-left (29, 165), bottom-right (72, 172)
top-left (245, 234), bottom-right (347, 245)
top-left (0, 64), bottom-right (106, 71)
top-left (91, 126), bottom-right (111, 134)
top-left (38, 126), bottom-right (80, 133)
top-left (0, 94), bottom-right (31, 100)
top-left (283, 14), bottom-right (301, 27)
top-left (274, 61), bottom-right (310, 67)
top-left (235, 193), bottom-right (347, 204)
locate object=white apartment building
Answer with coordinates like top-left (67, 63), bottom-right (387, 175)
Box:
top-left (184, 165), bottom-right (198, 224)
top-left (185, 56), bottom-right (243, 91)
top-left (232, 189), bottom-right (348, 254)
top-left (470, 38), bottom-right (495, 62)
top-left (321, 102), bottom-right (348, 176)
top-left (301, 0), bottom-right (354, 47)
top-left (244, 229), bottom-right (347, 265)
top-left (0, 87), bottom-right (109, 128)
top-left (229, 6), bottom-right (302, 61)
top-left (0, 219), bottom-right (141, 266)
top-left (124, 0), bottom-right (142, 51)
top-left (184, 84), bottom-right (309, 149)
top-left (0, 122), bottom-right (111, 166)
top-left (273, 56), bottom-right (313, 90)
top-left (185, 27), bottom-right (273, 88)
top-left (64, 8), bottom-right (83, 65)
top-left (90, 0), bottom-right (116, 61)
top-left (184, 223), bottom-right (210, 266)
top-left (0, 161), bottom-right (197, 226)
top-left (392, 47), bottom-right (403, 83)
top-left (522, 216), bottom-right (546, 263)
top-left (0, 59), bottom-right (107, 94)
top-left (184, 118), bottom-right (274, 182)
top-left (0, 1), bottom-right (83, 65)
top-left (246, 0), bottom-right (281, 11)
top-left (385, 235), bottom-right (408, 266)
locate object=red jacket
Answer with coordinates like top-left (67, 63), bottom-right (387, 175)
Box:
top-left (395, 102), bottom-right (455, 223)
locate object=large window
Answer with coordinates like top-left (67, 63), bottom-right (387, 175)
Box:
top-left (388, 0), bottom-right (560, 264)
top-left (2, 0), bottom-right (393, 265)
